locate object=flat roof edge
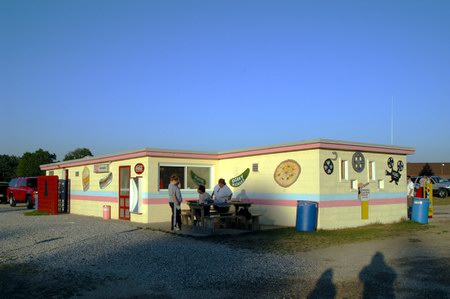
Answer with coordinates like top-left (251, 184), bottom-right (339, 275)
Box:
top-left (40, 139), bottom-right (415, 170)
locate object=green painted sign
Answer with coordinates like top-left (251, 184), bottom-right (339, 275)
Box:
top-left (190, 170), bottom-right (206, 186)
top-left (229, 168), bottom-right (250, 187)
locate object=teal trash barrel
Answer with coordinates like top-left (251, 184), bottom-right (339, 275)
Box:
top-left (411, 198), bottom-right (429, 224)
top-left (296, 201), bottom-right (318, 232)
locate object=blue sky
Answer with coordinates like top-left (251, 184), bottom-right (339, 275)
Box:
top-left (1, 0), bottom-right (449, 162)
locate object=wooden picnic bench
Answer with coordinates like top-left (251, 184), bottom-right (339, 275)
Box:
top-left (181, 209), bottom-right (192, 225)
top-left (188, 201), bottom-right (261, 233)
top-left (235, 214), bottom-right (261, 231)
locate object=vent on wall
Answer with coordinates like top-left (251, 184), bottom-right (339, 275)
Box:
top-left (252, 163), bottom-right (259, 172)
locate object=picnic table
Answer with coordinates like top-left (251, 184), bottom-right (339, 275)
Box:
top-left (186, 200), bottom-right (260, 233)
top-left (230, 201), bottom-right (252, 214)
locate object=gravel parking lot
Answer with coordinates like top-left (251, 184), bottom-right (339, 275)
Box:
top-left (1, 203), bottom-right (450, 298)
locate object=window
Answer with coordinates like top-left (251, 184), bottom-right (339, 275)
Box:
top-left (369, 161), bottom-right (376, 180)
top-left (378, 179), bottom-right (384, 189)
top-left (27, 178), bottom-right (37, 188)
top-left (340, 160), bottom-right (348, 180)
top-left (351, 180), bottom-right (358, 190)
top-left (159, 165), bottom-right (212, 190)
top-left (9, 178), bottom-right (17, 187)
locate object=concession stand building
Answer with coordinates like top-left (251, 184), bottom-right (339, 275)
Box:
top-left (40, 139), bottom-right (415, 229)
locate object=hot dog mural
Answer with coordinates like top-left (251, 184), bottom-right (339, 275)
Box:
top-left (99, 172), bottom-right (113, 189)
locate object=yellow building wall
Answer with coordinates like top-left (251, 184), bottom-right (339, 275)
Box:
top-left (137, 157), bottom-right (217, 223)
top-left (317, 150), bottom-right (408, 229)
top-left (45, 148), bottom-right (408, 229)
top-left (217, 150), bottom-right (319, 227)
top-left (319, 150), bottom-right (407, 195)
top-left (48, 157), bottom-right (152, 223)
top-left (216, 149), bottom-right (408, 229)
top-left (218, 149), bottom-right (320, 195)
top-left (318, 204), bottom-right (407, 229)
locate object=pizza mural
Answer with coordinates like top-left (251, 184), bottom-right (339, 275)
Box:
top-left (274, 159), bottom-right (301, 187)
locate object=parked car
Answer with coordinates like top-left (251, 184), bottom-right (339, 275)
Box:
top-left (411, 176), bottom-right (450, 198)
top-left (6, 177), bottom-right (38, 209)
top-left (0, 182), bottom-right (9, 203)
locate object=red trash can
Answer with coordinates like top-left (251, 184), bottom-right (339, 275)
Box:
top-left (103, 205), bottom-right (111, 220)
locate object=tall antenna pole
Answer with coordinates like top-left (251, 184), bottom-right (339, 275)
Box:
top-left (391, 96), bottom-right (394, 145)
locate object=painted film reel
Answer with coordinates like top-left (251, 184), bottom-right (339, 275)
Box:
top-left (323, 159), bottom-right (334, 175)
top-left (352, 151), bottom-right (365, 173)
top-left (397, 160), bottom-right (404, 172)
top-left (387, 157), bottom-right (394, 169)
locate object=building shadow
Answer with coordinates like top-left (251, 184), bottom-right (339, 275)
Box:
top-left (307, 268), bottom-right (336, 299)
top-left (359, 251), bottom-right (397, 299)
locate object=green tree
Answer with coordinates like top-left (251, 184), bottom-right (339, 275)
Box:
top-left (16, 149), bottom-right (57, 177)
top-left (0, 155), bottom-right (20, 181)
top-left (419, 163), bottom-right (435, 176)
top-left (63, 148), bottom-right (93, 161)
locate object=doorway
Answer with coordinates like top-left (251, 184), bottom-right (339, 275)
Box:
top-left (119, 166), bottom-right (130, 220)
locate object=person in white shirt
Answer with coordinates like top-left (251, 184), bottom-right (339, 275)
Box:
top-left (212, 178), bottom-right (232, 214)
top-left (407, 176), bottom-right (415, 219)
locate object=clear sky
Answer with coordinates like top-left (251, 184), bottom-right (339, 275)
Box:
top-left (1, 0), bottom-right (449, 162)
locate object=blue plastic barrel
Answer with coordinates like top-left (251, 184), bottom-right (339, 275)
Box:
top-left (411, 198), bottom-right (429, 224)
top-left (296, 201), bottom-right (318, 232)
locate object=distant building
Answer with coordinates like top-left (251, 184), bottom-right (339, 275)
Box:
top-left (407, 163), bottom-right (449, 178)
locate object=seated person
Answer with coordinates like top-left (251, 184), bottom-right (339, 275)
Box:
top-left (194, 185), bottom-right (211, 224)
top-left (212, 178), bottom-right (232, 214)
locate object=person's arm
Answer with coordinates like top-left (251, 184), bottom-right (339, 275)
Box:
top-left (175, 188), bottom-right (182, 204)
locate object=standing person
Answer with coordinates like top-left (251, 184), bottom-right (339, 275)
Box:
top-left (407, 176), bottom-right (415, 219)
top-left (212, 178), bottom-right (232, 214)
top-left (168, 175), bottom-right (182, 231)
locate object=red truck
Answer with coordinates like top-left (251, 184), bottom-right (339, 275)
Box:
top-left (7, 177), bottom-right (38, 209)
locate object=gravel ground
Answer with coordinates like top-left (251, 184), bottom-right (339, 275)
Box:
top-left (1, 204), bottom-right (450, 298)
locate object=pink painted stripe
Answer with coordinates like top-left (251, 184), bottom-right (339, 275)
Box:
top-left (370, 198), bottom-right (406, 205)
top-left (143, 198), bottom-right (166, 205)
top-left (143, 198), bottom-right (199, 205)
top-left (248, 199), bottom-right (298, 207)
top-left (319, 198), bottom-right (406, 208)
top-left (71, 195), bottom-right (117, 203)
top-left (319, 200), bottom-right (361, 208)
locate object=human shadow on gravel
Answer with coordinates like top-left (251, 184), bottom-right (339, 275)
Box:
top-left (359, 252), bottom-right (397, 299)
top-left (307, 268), bottom-right (336, 299)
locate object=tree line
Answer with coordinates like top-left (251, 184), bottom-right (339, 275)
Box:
top-left (0, 148), bottom-right (92, 182)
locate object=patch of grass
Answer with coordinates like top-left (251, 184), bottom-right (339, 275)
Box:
top-left (203, 220), bottom-right (431, 254)
top-left (433, 197), bottom-right (450, 206)
top-left (24, 210), bottom-right (49, 216)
